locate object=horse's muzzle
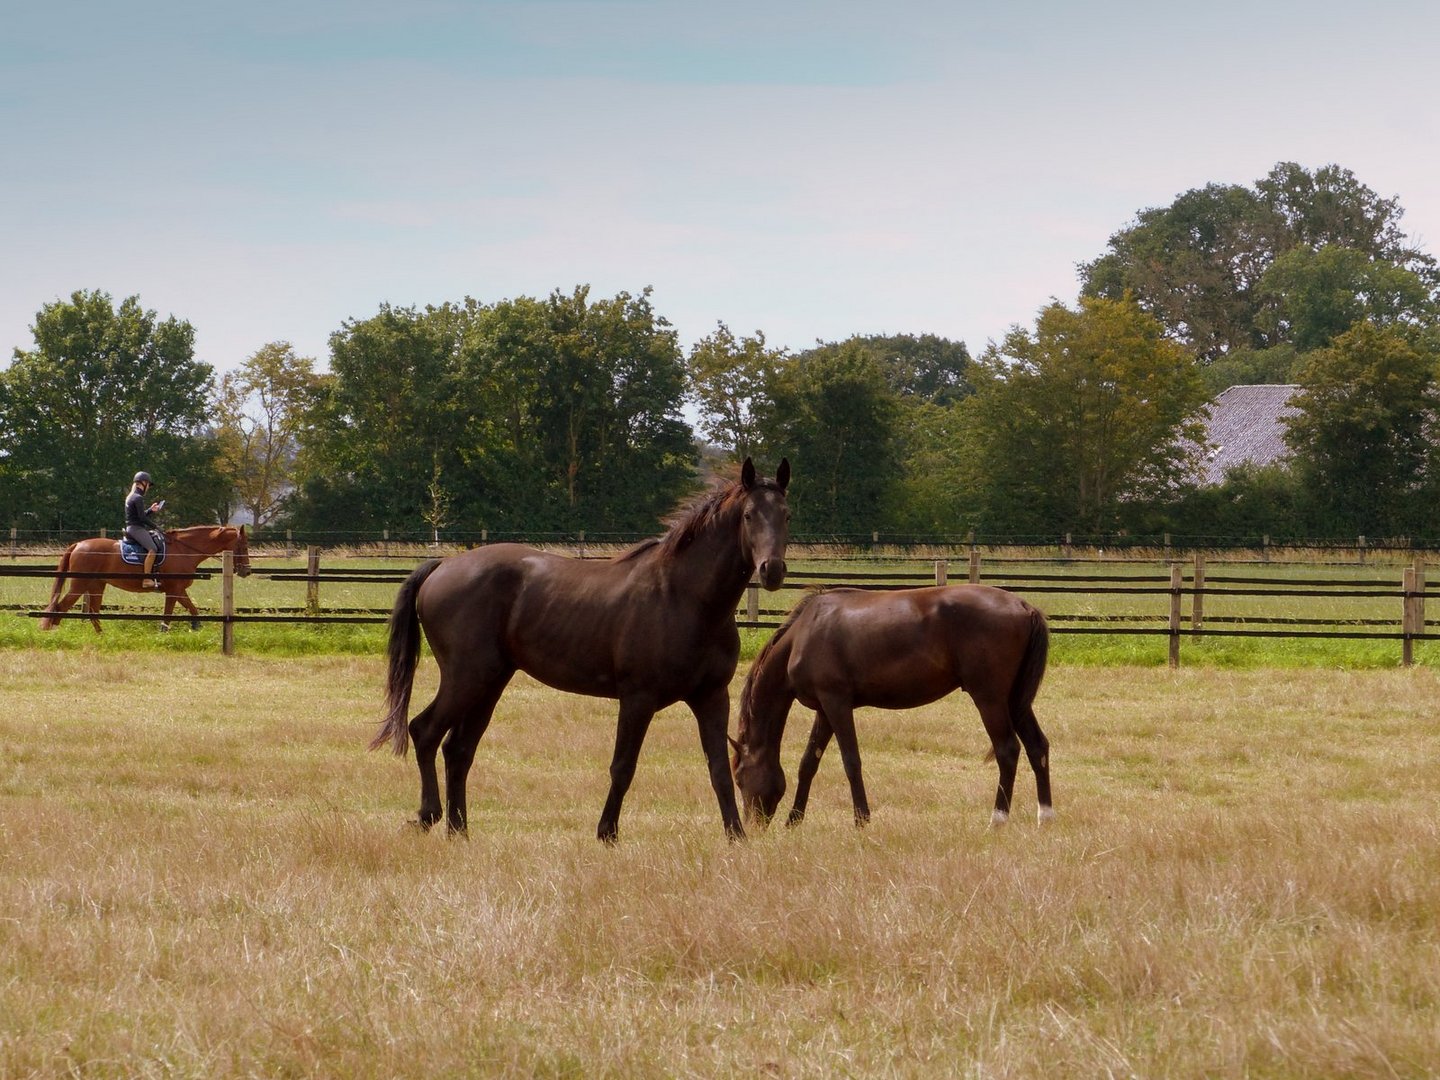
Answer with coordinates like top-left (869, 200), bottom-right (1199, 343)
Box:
top-left (756, 558), bottom-right (787, 591)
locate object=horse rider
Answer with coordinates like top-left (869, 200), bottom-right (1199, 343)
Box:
top-left (124, 471), bottom-right (165, 588)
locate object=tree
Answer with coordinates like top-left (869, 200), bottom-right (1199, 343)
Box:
top-left (685, 323), bottom-right (782, 461)
top-left (1283, 321), bottom-right (1440, 536)
top-left (0, 290), bottom-right (221, 531)
top-left (1081, 162), bottom-right (1438, 363)
top-left (286, 287), bottom-right (697, 536)
top-left (289, 302), bottom-right (470, 535)
top-left (1257, 244), bottom-right (1436, 352)
top-left (763, 341), bottom-right (901, 535)
top-left (212, 342), bottom-right (322, 528)
top-left (967, 296), bottom-right (1209, 534)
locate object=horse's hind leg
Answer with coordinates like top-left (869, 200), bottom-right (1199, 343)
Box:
top-left (42, 586), bottom-right (87, 631)
top-left (787, 711), bottom-right (834, 827)
top-left (441, 674), bottom-right (512, 836)
top-left (974, 695), bottom-right (1021, 827)
top-left (1015, 704), bottom-right (1054, 824)
top-left (85, 591), bottom-right (104, 634)
top-left (816, 696), bottom-right (870, 827)
top-left (408, 700), bottom-right (448, 831)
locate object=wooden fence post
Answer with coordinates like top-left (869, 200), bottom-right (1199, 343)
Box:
top-left (306, 545), bottom-right (320, 615)
top-left (1402, 564), bottom-right (1426, 667)
top-left (1191, 554), bottom-right (1205, 632)
top-left (968, 548), bottom-right (981, 584)
top-left (746, 581), bottom-right (759, 623)
top-left (285, 529), bottom-right (294, 559)
top-left (382, 529), bottom-right (389, 558)
top-left (221, 550), bottom-right (235, 656)
top-left (935, 559), bottom-right (948, 586)
top-left (1168, 564), bottom-right (1183, 668)
top-left (9, 526), bottom-right (15, 561)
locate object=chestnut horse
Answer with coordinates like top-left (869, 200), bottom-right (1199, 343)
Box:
top-left (371, 458), bottom-right (791, 843)
top-left (39, 525), bottom-right (252, 632)
top-left (731, 584), bottom-right (1052, 829)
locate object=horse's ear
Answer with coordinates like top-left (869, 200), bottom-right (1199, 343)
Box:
top-left (775, 458), bottom-right (790, 493)
top-left (740, 457), bottom-right (756, 490)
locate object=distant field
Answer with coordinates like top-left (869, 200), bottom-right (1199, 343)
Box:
top-left (3, 548), bottom-right (1435, 668)
top-left (1, 654), bottom-right (1437, 1076)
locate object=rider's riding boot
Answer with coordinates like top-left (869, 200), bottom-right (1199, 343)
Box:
top-left (142, 553), bottom-right (160, 588)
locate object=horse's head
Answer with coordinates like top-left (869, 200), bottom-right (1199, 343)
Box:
top-left (730, 734), bottom-right (786, 828)
top-left (739, 457), bottom-right (790, 591)
top-left (233, 525), bottom-right (253, 578)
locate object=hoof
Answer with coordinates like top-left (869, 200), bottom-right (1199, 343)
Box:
top-left (1038, 805), bottom-right (1057, 825)
top-left (990, 808), bottom-right (1010, 828)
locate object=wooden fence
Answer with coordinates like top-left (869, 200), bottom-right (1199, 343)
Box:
top-left (7, 548), bottom-right (1434, 666)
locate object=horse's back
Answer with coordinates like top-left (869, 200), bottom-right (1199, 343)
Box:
top-left (787, 585), bottom-right (1039, 708)
top-left (414, 543), bottom-right (690, 697)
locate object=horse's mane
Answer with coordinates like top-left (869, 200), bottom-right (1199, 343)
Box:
top-left (616, 476), bottom-right (783, 564)
top-left (737, 587), bottom-right (829, 741)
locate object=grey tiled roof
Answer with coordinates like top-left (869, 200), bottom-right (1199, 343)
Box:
top-left (1195, 384), bottom-right (1299, 486)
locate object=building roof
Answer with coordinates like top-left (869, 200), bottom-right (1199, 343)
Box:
top-left (1194, 384), bottom-right (1299, 486)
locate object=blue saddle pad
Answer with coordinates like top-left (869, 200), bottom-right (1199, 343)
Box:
top-left (119, 534), bottom-right (167, 566)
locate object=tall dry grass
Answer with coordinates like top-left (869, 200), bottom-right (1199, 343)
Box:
top-left (2, 652), bottom-right (1437, 1077)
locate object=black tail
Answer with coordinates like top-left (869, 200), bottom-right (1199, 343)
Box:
top-left (369, 558), bottom-right (443, 755)
top-left (1010, 604), bottom-right (1050, 719)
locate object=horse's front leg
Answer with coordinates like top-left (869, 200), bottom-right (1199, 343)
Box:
top-left (787, 711), bottom-right (835, 827)
top-left (817, 695), bottom-right (870, 826)
top-left (688, 684), bottom-right (745, 842)
top-left (161, 593), bottom-right (178, 632)
top-left (597, 696), bottom-right (659, 845)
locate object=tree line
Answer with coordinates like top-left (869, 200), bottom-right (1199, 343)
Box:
top-left (3, 161), bottom-right (1439, 543)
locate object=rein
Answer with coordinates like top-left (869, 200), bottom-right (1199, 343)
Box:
top-left (156, 527), bottom-right (242, 557)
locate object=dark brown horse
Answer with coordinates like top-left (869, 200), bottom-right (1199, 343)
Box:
top-left (731, 584), bottom-right (1052, 829)
top-left (39, 525), bottom-right (252, 632)
top-left (371, 458), bottom-right (791, 843)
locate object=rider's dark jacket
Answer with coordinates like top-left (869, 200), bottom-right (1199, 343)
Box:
top-left (124, 489), bottom-right (158, 530)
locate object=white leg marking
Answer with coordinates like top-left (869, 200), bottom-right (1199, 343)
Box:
top-left (1037, 805), bottom-right (1057, 825)
top-left (990, 808), bottom-right (1009, 827)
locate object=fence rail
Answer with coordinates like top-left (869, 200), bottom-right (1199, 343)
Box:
top-left (5, 549), bottom-right (1433, 666)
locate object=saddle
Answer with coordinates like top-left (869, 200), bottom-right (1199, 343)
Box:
top-left (118, 531), bottom-right (167, 566)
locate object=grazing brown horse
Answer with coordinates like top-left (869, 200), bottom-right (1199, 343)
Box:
top-left (39, 525), bottom-right (252, 632)
top-left (371, 458), bottom-right (791, 843)
top-left (731, 584), bottom-right (1052, 829)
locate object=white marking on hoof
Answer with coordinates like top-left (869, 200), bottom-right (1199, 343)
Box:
top-left (1038, 805), bottom-right (1057, 825)
top-left (990, 809), bottom-right (1009, 827)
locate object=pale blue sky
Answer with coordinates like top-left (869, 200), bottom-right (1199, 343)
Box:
top-left (3, 0), bottom-right (1437, 375)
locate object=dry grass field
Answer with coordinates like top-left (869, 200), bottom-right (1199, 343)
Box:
top-left (2, 651), bottom-right (1438, 1078)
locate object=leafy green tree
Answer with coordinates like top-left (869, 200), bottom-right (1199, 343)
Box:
top-left (1082, 162), bottom-right (1438, 363)
top-left (0, 290), bottom-right (220, 531)
top-left (212, 342), bottom-right (322, 528)
top-left (1258, 244), bottom-right (1436, 351)
top-left (287, 287), bottom-right (696, 536)
top-left (685, 323), bottom-right (783, 461)
top-left (967, 296), bottom-right (1209, 534)
top-left (763, 340), bottom-right (901, 535)
top-left (290, 303), bottom-right (470, 535)
top-left (788, 333), bottom-right (973, 404)
top-left (1284, 321), bottom-right (1440, 536)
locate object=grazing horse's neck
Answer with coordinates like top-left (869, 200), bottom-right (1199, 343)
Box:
top-left (740, 632), bottom-right (798, 752)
